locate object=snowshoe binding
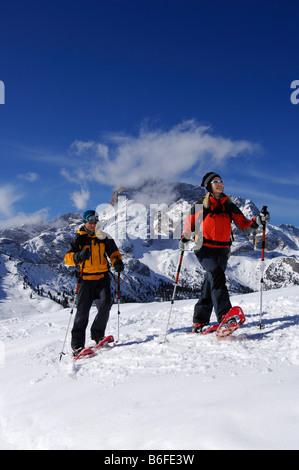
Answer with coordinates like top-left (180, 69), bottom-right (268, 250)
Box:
top-left (191, 323), bottom-right (218, 335)
top-left (216, 306), bottom-right (245, 338)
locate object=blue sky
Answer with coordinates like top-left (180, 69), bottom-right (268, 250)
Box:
top-left (0, 0), bottom-right (299, 227)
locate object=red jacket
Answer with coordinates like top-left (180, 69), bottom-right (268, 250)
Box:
top-left (182, 194), bottom-right (258, 249)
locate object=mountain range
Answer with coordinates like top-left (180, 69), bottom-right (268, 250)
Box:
top-left (0, 180), bottom-right (298, 308)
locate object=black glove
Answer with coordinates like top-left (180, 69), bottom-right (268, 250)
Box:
top-left (179, 237), bottom-right (189, 251)
top-left (73, 249), bottom-right (91, 264)
top-left (114, 258), bottom-right (124, 273)
top-left (255, 209), bottom-right (270, 226)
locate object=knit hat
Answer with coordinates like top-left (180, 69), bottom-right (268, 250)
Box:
top-left (201, 172), bottom-right (221, 192)
top-left (83, 210), bottom-right (99, 223)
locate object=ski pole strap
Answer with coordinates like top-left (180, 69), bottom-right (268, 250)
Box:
top-left (75, 281), bottom-right (80, 295)
top-left (175, 251), bottom-right (184, 284)
top-left (74, 259), bottom-right (86, 294)
top-left (261, 206), bottom-right (267, 261)
top-left (171, 250), bottom-right (184, 304)
top-left (261, 225), bottom-right (266, 261)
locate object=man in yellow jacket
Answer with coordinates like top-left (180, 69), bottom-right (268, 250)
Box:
top-left (64, 210), bottom-right (124, 357)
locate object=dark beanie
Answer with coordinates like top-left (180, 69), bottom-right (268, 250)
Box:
top-left (83, 210), bottom-right (99, 223)
top-left (201, 172), bottom-right (221, 192)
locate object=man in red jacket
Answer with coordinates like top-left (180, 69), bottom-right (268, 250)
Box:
top-left (180, 172), bottom-right (270, 333)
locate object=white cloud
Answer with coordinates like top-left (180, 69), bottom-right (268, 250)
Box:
top-left (63, 120), bottom-right (261, 189)
top-left (60, 168), bottom-right (80, 184)
top-left (244, 169), bottom-right (299, 187)
top-left (70, 140), bottom-right (109, 160)
top-left (0, 208), bottom-right (49, 229)
top-left (70, 188), bottom-right (90, 210)
top-left (0, 184), bottom-right (50, 228)
top-left (0, 185), bottom-right (23, 217)
top-left (17, 172), bottom-right (39, 182)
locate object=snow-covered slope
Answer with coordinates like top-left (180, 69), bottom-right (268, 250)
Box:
top-left (0, 262), bottom-right (299, 450)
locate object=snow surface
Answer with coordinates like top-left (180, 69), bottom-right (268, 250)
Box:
top-left (0, 264), bottom-right (299, 450)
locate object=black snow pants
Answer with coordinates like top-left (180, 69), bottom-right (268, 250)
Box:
top-left (71, 275), bottom-right (113, 349)
top-left (193, 246), bottom-right (232, 324)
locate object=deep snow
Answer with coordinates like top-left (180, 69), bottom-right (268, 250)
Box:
top-left (0, 265), bottom-right (299, 450)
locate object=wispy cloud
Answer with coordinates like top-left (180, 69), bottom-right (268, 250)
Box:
top-left (17, 171), bottom-right (39, 182)
top-left (0, 184), bottom-right (23, 217)
top-left (62, 120), bottom-right (261, 189)
top-left (70, 140), bottom-right (109, 161)
top-left (0, 208), bottom-right (49, 229)
top-left (226, 179), bottom-right (299, 225)
top-left (70, 187), bottom-right (90, 210)
top-left (0, 184), bottom-right (50, 228)
top-left (242, 169), bottom-right (299, 187)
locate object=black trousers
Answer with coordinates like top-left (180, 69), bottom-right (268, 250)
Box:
top-left (71, 275), bottom-right (113, 349)
top-left (194, 246), bottom-right (232, 324)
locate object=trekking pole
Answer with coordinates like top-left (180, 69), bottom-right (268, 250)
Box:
top-left (258, 206), bottom-right (268, 329)
top-left (59, 262), bottom-right (85, 361)
top-left (163, 250), bottom-right (185, 343)
top-left (116, 272), bottom-right (121, 343)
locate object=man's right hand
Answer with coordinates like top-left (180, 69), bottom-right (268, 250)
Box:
top-left (179, 238), bottom-right (189, 251)
top-left (74, 249), bottom-right (91, 264)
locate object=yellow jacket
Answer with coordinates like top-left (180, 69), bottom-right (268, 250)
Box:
top-left (64, 226), bottom-right (122, 280)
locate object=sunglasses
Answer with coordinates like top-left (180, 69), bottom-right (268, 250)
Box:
top-left (211, 179), bottom-right (223, 185)
top-left (86, 217), bottom-right (99, 224)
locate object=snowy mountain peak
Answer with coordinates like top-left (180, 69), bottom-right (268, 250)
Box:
top-left (110, 179), bottom-right (205, 207)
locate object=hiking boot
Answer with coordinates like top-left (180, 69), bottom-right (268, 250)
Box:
top-left (91, 336), bottom-right (104, 346)
top-left (72, 346), bottom-right (84, 358)
top-left (192, 323), bottom-right (211, 334)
